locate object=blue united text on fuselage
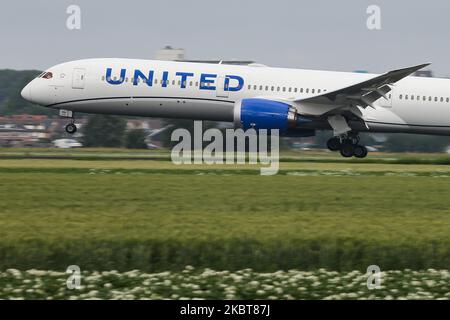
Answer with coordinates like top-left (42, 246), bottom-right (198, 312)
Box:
top-left (105, 68), bottom-right (244, 92)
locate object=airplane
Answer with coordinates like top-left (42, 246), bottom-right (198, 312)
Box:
top-left (20, 58), bottom-right (450, 158)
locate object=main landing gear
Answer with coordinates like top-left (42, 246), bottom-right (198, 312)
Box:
top-left (59, 109), bottom-right (78, 134)
top-left (327, 135), bottom-right (368, 158)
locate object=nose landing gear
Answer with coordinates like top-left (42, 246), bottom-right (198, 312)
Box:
top-left (65, 122), bottom-right (77, 134)
top-left (59, 109), bottom-right (77, 135)
top-left (327, 134), bottom-right (368, 158)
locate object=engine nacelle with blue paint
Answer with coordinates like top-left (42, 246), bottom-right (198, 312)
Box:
top-left (233, 98), bottom-right (315, 137)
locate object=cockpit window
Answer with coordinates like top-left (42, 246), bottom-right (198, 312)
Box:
top-left (42, 72), bottom-right (53, 79)
top-left (36, 72), bottom-right (46, 78)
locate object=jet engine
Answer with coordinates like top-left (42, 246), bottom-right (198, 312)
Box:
top-left (233, 98), bottom-right (315, 137)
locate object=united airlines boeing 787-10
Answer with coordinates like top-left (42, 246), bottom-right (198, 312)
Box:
top-left (21, 59), bottom-right (450, 158)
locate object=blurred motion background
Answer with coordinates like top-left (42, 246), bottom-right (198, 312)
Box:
top-left (1, 45), bottom-right (450, 152)
top-left (1, 0), bottom-right (450, 152)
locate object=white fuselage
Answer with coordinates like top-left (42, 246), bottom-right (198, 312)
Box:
top-left (21, 58), bottom-right (450, 135)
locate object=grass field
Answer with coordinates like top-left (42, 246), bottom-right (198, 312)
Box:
top-left (0, 149), bottom-right (449, 275)
top-left (0, 149), bottom-right (450, 271)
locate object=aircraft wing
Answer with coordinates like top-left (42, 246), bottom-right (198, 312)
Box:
top-left (293, 63), bottom-right (430, 116)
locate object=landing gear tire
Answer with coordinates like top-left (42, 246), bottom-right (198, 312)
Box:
top-left (327, 137), bottom-right (341, 151)
top-left (353, 145), bottom-right (368, 158)
top-left (340, 143), bottom-right (355, 158)
top-left (65, 123), bottom-right (77, 134)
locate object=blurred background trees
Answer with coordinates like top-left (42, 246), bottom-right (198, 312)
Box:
top-left (125, 129), bottom-right (148, 149)
top-left (82, 115), bottom-right (126, 147)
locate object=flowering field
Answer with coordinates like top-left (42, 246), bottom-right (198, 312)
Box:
top-left (1, 267), bottom-right (449, 300)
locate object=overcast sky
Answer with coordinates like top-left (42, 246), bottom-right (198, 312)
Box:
top-left (1, 0), bottom-right (450, 76)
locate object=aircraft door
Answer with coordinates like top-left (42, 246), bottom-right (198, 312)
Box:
top-left (385, 87), bottom-right (394, 108)
top-left (72, 68), bottom-right (86, 89)
top-left (216, 76), bottom-right (229, 98)
top-left (379, 88), bottom-right (395, 109)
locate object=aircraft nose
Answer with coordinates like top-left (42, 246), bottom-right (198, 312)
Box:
top-left (21, 82), bottom-right (32, 102)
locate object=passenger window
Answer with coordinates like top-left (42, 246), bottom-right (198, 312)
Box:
top-left (441, 97), bottom-right (444, 102)
top-left (318, 89), bottom-right (321, 93)
top-left (101, 76), bottom-right (105, 81)
top-left (254, 85), bottom-right (257, 90)
top-left (300, 88), bottom-right (304, 93)
top-left (294, 88), bottom-right (298, 93)
top-left (306, 88), bottom-right (309, 93)
top-left (411, 95), bottom-right (414, 101)
top-left (447, 98), bottom-right (449, 103)
top-left (405, 95), bottom-right (408, 100)
top-left (312, 89), bottom-right (315, 94)
top-left (277, 87), bottom-right (280, 91)
top-left (282, 87), bottom-right (286, 92)
top-left (399, 95), bottom-right (403, 99)
top-left (265, 86), bottom-right (268, 91)
top-left (259, 85), bottom-right (263, 90)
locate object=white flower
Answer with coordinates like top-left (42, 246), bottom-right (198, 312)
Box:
top-left (7, 269), bottom-right (22, 278)
top-left (26, 270), bottom-right (47, 276)
top-left (87, 290), bottom-right (99, 297)
top-left (275, 287), bottom-right (283, 294)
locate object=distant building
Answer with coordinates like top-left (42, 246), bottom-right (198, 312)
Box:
top-left (0, 114), bottom-right (168, 148)
top-left (154, 45), bottom-right (256, 66)
top-left (0, 115), bottom-right (87, 147)
top-left (0, 115), bottom-right (50, 147)
top-left (126, 118), bottom-right (163, 131)
top-left (353, 70), bottom-right (435, 78)
top-left (154, 46), bottom-right (186, 61)
top-left (413, 70), bottom-right (433, 78)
